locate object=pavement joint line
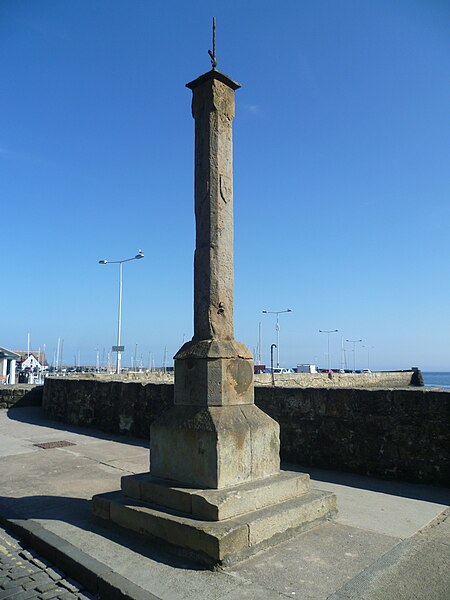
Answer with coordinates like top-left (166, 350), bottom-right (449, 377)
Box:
top-left (327, 507), bottom-right (450, 599)
top-left (51, 446), bottom-right (137, 475)
top-left (0, 510), bottom-right (162, 600)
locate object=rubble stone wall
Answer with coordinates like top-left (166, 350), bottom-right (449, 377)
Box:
top-left (0, 385), bottom-right (43, 409)
top-left (256, 386), bottom-right (449, 486)
top-left (254, 370), bottom-right (418, 388)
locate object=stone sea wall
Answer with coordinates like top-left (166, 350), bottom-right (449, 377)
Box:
top-left (58, 369), bottom-right (418, 388)
top-left (41, 377), bottom-right (449, 486)
top-left (0, 384), bottom-right (43, 409)
top-left (254, 370), bottom-right (419, 388)
top-left (256, 386), bottom-right (449, 486)
top-left (42, 377), bottom-right (173, 439)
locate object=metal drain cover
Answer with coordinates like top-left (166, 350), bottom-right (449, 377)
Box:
top-left (34, 440), bottom-right (76, 449)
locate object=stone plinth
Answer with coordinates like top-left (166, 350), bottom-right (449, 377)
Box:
top-left (150, 338), bottom-right (280, 488)
top-left (150, 404), bottom-right (280, 489)
top-left (121, 469), bottom-right (309, 521)
top-left (93, 472), bottom-right (336, 566)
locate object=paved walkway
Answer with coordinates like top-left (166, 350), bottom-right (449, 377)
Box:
top-left (0, 407), bottom-right (449, 599)
top-left (0, 525), bottom-right (91, 599)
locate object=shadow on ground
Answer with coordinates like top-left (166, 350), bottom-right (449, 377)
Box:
top-left (0, 494), bottom-right (206, 571)
top-left (286, 462), bottom-right (450, 505)
top-left (6, 406), bottom-right (149, 449)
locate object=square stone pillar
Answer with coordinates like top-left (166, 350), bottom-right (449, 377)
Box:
top-left (150, 70), bottom-right (280, 489)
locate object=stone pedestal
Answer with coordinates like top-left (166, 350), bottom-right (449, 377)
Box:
top-left (93, 471), bottom-right (336, 566)
top-left (92, 67), bottom-right (337, 566)
top-left (150, 339), bottom-right (280, 489)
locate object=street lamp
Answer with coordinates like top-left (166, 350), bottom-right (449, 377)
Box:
top-left (319, 329), bottom-right (338, 371)
top-left (99, 250), bottom-right (144, 374)
top-left (346, 339), bottom-right (362, 372)
top-left (262, 308), bottom-right (292, 368)
top-left (270, 344), bottom-right (277, 386)
top-left (362, 345), bottom-right (374, 371)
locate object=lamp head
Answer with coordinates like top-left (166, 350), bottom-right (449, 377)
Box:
top-left (99, 260), bottom-right (108, 264)
top-left (135, 250), bottom-right (144, 259)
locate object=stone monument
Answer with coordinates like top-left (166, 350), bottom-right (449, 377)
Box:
top-left (93, 48), bottom-right (336, 566)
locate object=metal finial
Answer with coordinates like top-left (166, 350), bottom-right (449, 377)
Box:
top-left (208, 16), bottom-right (217, 69)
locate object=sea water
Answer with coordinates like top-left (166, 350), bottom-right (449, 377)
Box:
top-left (422, 372), bottom-right (450, 389)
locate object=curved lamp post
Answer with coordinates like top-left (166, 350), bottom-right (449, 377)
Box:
top-left (99, 250), bottom-right (144, 374)
top-left (362, 345), bottom-right (375, 371)
top-left (262, 308), bottom-right (292, 368)
top-left (319, 329), bottom-right (338, 371)
top-left (346, 339), bottom-right (362, 373)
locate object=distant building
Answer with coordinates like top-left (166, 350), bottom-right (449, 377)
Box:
top-left (14, 350), bottom-right (48, 372)
top-left (0, 347), bottom-right (20, 384)
top-left (297, 364), bottom-right (318, 374)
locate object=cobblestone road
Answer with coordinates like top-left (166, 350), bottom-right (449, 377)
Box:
top-left (0, 525), bottom-right (95, 600)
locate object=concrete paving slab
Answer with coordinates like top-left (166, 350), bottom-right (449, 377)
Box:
top-left (329, 509), bottom-right (450, 599)
top-left (1, 407), bottom-right (449, 600)
top-left (58, 440), bottom-right (149, 463)
top-left (218, 579), bottom-right (287, 599)
top-left (228, 521), bottom-right (400, 599)
top-left (294, 465), bottom-right (450, 539)
top-left (1, 449), bottom-right (129, 501)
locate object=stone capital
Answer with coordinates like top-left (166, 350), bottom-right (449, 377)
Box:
top-left (187, 70), bottom-right (239, 120)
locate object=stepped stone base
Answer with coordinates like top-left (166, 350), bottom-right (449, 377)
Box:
top-left (92, 470), bottom-right (337, 567)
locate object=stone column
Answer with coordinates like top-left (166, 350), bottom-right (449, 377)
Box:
top-left (150, 70), bottom-right (280, 488)
top-left (190, 70), bottom-right (237, 341)
top-left (93, 67), bottom-right (337, 567)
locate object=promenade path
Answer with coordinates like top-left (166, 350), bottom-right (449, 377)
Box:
top-left (0, 407), bottom-right (449, 600)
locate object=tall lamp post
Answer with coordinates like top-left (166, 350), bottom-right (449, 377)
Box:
top-left (262, 308), bottom-right (292, 368)
top-left (346, 339), bottom-right (362, 372)
top-left (362, 345), bottom-right (374, 371)
top-left (319, 329), bottom-right (338, 371)
top-left (99, 250), bottom-right (144, 374)
top-left (270, 344), bottom-right (277, 385)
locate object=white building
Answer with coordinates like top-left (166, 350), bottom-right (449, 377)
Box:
top-left (0, 347), bottom-right (20, 384)
top-left (20, 353), bottom-right (42, 371)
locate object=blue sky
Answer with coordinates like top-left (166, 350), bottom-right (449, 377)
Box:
top-left (1, 0), bottom-right (449, 371)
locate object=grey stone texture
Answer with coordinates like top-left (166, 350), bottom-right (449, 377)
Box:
top-left (256, 386), bottom-right (450, 485)
top-left (121, 470), bottom-right (310, 520)
top-left (43, 378), bottom-right (173, 438)
top-left (150, 69), bottom-right (279, 490)
top-left (90, 67), bottom-right (338, 566)
top-left (92, 488), bottom-right (336, 566)
top-left (150, 404), bottom-right (280, 488)
top-left (254, 369), bottom-right (418, 388)
top-left (186, 70), bottom-right (240, 342)
top-left (174, 340), bottom-right (254, 406)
